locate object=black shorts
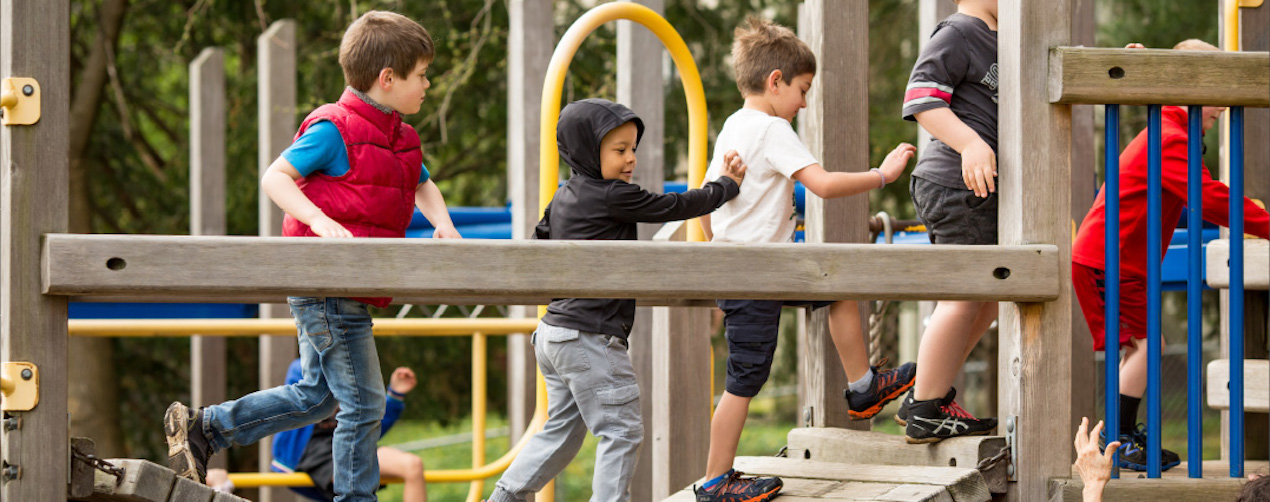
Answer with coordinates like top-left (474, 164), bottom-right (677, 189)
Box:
top-left (910, 176), bottom-right (998, 245)
top-left (716, 300), bottom-right (833, 398)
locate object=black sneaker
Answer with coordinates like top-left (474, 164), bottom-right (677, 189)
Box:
top-left (904, 388), bottom-right (997, 444)
top-left (164, 402), bottom-right (214, 483)
top-left (1100, 423), bottom-right (1181, 472)
top-left (845, 358), bottom-right (916, 420)
top-left (694, 469), bottom-right (783, 502)
top-left (894, 390), bottom-right (915, 427)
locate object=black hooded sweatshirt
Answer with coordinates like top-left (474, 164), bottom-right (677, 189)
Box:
top-left (537, 99), bottom-right (740, 338)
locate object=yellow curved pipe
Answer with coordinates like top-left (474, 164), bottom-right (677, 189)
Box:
top-left (66, 318), bottom-right (539, 337)
top-left (227, 408), bottom-right (549, 487)
top-left (539, 1), bottom-right (710, 242)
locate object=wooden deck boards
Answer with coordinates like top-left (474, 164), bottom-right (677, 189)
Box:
top-left (662, 457), bottom-right (990, 502)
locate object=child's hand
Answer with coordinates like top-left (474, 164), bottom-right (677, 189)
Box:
top-left (389, 367), bottom-right (417, 395)
top-left (961, 141), bottom-right (997, 198)
top-left (1125, 43), bottom-right (1146, 49)
top-left (432, 225), bottom-right (462, 239)
top-left (1073, 417), bottom-right (1118, 498)
top-left (879, 143), bottom-right (917, 184)
top-left (310, 214), bottom-right (354, 238)
top-left (722, 149), bottom-right (747, 186)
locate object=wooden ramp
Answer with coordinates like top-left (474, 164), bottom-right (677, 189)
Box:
top-left (663, 457), bottom-right (991, 502)
top-left (1048, 460), bottom-right (1269, 502)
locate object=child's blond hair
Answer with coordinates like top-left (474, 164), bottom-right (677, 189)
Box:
top-left (1173, 39), bottom-right (1218, 51)
top-left (731, 16), bottom-right (816, 96)
top-left (339, 11), bottom-right (434, 92)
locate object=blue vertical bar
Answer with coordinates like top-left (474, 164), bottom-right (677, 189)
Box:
top-left (1147, 104), bottom-right (1163, 479)
top-left (1187, 106), bottom-right (1203, 478)
top-left (1230, 106), bottom-right (1245, 478)
top-left (1104, 104), bottom-right (1122, 479)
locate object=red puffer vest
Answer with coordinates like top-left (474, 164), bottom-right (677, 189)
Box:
top-left (282, 89), bottom-right (423, 308)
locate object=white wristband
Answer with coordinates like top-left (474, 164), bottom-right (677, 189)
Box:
top-left (870, 168), bottom-right (887, 189)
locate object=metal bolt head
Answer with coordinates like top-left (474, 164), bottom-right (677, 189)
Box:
top-left (21, 84), bottom-right (32, 96)
top-left (19, 368), bottom-right (31, 380)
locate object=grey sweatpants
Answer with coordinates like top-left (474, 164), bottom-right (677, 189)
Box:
top-left (488, 321), bottom-right (644, 502)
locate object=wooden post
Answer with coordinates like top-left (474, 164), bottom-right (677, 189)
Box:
top-left (799, 0), bottom-right (870, 430)
top-left (998, 1), bottom-right (1073, 500)
top-left (0, 1), bottom-right (70, 500)
top-left (257, 20), bottom-right (299, 502)
top-left (1069, 0), bottom-right (1098, 442)
top-left (190, 47), bottom-right (229, 472)
top-left (650, 222), bottom-right (712, 499)
top-left (506, 0), bottom-right (551, 450)
top-left (618, 2), bottom-right (664, 500)
top-left (1221, 0), bottom-right (1270, 462)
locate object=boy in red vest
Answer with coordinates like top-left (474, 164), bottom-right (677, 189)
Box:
top-left (1072, 39), bottom-right (1269, 473)
top-left (163, 11), bottom-right (458, 502)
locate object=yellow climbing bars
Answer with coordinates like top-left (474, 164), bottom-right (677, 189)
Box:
top-left (539, 1), bottom-right (710, 242)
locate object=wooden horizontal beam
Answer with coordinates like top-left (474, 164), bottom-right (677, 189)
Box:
top-left (1049, 47), bottom-right (1270, 107)
top-left (42, 234), bottom-right (1060, 302)
top-left (1205, 239), bottom-right (1269, 290)
top-left (1207, 359), bottom-right (1269, 413)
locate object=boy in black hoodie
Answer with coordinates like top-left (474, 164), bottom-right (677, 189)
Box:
top-left (487, 99), bottom-right (745, 502)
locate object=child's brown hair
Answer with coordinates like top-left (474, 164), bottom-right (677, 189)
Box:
top-left (339, 11), bottom-right (434, 92)
top-left (731, 16), bottom-right (816, 97)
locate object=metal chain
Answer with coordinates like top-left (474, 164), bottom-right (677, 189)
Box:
top-left (977, 445), bottom-right (1010, 473)
top-left (72, 445), bottom-right (124, 479)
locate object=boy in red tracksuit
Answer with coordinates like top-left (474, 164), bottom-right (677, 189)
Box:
top-left (1072, 39), bottom-right (1270, 474)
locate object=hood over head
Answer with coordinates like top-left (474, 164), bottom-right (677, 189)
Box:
top-left (556, 98), bottom-right (645, 179)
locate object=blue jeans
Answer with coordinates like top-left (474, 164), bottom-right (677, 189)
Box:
top-left (202, 297), bottom-right (385, 502)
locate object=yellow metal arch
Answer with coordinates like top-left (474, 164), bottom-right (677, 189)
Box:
top-left (539, 1), bottom-right (710, 242)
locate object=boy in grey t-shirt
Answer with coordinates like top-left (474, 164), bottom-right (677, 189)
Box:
top-left (895, 0), bottom-right (1001, 444)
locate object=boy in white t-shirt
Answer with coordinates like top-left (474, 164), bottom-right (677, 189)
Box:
top-left (693, 16), bottom-right (917, 502)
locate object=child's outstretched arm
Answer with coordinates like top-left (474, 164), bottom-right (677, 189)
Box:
top-left (608, 150), bottom-right (746, 224)
top-left (792, 143), bottom-right (916, 199)
top-left (914, 107), bottom-right (996, 198)
top-left (415, 180), bottom-right (461, 239)
top-left (261, 157), bottom-right (352, 238)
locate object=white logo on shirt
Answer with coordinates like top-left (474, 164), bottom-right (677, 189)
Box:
top-left (981, 63), bottom-right (999, 104)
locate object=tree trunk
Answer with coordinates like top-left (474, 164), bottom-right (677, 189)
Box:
top-left (67, 0), bottom-right (129, 458)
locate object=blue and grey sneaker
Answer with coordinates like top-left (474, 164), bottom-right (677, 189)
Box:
top-left (1100, 423), bottom-right (1180, 472)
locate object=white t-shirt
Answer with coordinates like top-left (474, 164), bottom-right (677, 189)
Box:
top-left (703, 108), bottom-right (819, 243)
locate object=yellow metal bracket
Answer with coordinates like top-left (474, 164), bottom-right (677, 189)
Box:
top-left (1241, 0), bottom-right (1263, 8)
top-left (0, 362), bottom-right (38, 412)
top-left (0, 78), bottom-right (40, 126)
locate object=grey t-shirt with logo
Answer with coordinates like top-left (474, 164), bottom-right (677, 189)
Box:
top-left (902, 13), bottom-right (998, 190)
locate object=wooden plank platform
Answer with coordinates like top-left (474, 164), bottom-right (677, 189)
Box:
top-left (785, 428), bottom-right (1007, 493)
top-left (1205, 239), bottom-right (1269, 290)
top-left (662, 457), bottom-right (990, 502)
top-left (1049, 461), bottom-right (1268, 502)
top-left (1207, 359), bottom-right (1270, 412)
top-left (42, 235), bottom-right (1060, 303)
top-left (1048, 47), bottom-right (1270, 107)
